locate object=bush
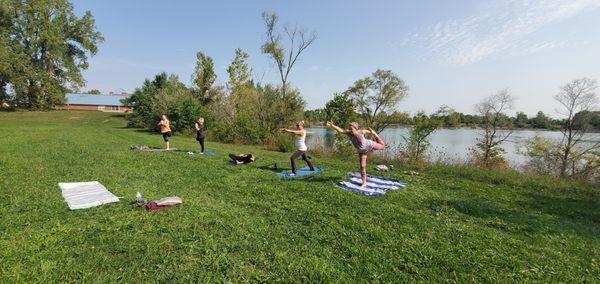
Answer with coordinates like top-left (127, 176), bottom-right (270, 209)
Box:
top-left (398, 112), bottom-right (441, 163)
top-left (270, 132), bottom-right (296, 153)
top-left (333, 133), bottom-right (356, 156)
top-left (523, 134), bottom-right (599, 181)
top-left (233, 115), bottom-right (264, 144)
top-left (123, 73), bottom-right (211, 134)
top-left (468, 145), bottom-right (508, 168)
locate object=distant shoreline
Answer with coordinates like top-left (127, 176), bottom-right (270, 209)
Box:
top-left (306, 124), bottom-right (600, 133)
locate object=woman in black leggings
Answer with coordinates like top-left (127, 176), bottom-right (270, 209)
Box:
top-left (281, 121), bottom-right (315, 176)
top-left (195, 117), bottom-right (205, 154)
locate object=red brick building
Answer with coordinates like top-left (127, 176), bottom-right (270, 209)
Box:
top-left (58, 93), bottom-right (132, 112)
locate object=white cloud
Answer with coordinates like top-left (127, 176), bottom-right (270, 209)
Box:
top-left (402, 0), bottom-right (600, 65)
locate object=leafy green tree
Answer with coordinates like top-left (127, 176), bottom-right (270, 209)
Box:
top-left (388, 111), bottom-right (411, 125)
top-left (1, 0), bottom-right (103, 109)
top-left (590, 111), bottom-right (600, 129)
top-left (122, 73), bottom-right (171, 128)
top-left (522, 135), bottom-right (562, 175)
top-left (344, 69), bottom-right (408, 133)
top-left (402, 111), bottom-right (442, 163)
top-left (223, 48), bottom-right (270, 144)
top-left (86, 89), bottom-right (102, 95)
top-left (514, 111), bottom-right (529, 128)
top-left (227, 48), bottom-right (256, 113)
top-left (572, 110), bottom-right (599, 130)
top-left (303, 109), bottom-right (327, 125)
top-left (325, 92), bottom-right (355, 127)
top-left (531, 111), bottom-right (550, 129)
top-left (436, 105), bottom-right (461, 127)
top-left (192, 51), bottom-right (216, 104)
top-left (463, 114), bottom-right (482, 126)
top-left (227, 48), bottom-right (252, 90)
top-left (123, 72), bottom-right (210, 134)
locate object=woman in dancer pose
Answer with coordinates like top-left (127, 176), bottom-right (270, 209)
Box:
top-left (281, 121), bottom-right (315, 176)
top-left (326, 121), bottom-right (385, 187)
top-left (158, 114), bottom-right (172, 150)
top-left (195, 117), bottom-right (206, 154)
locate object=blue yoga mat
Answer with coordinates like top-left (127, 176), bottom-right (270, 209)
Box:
top-left (337, 173), bottom-right (405, 196)
top-left (277, 167), bottom-right (324, 178)
top-left (187, 149), bottom-right (215, 155)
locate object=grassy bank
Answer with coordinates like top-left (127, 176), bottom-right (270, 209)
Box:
top-left (0, 111), bottom-right (598, 282)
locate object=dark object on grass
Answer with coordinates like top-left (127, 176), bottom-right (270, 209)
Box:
top-left (130, 145), bottom-right (150, 151)
top-left (228, 153), bottom-right (256, 165)
top-left (130, 200), bottom-right (147, 207)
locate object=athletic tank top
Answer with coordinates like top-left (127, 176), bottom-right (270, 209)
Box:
top-left (295, 132), bottom-right (308, 151)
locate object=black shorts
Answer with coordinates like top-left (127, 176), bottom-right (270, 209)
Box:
top-left (162, 131), bottom-right (172, 142)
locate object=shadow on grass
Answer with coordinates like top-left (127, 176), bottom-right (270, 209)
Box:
top-left (303, 175), bottom-right (342, 184)
top-left (257, 165), bottom-right (283, 173)
top-left (427, 196), bottom-right (600, 239)
top-left (519, 193), bottom-right (600, 225)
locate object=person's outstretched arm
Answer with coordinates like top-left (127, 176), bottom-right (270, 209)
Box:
top-left (280, 128), bottom-right (304, 135)
top-left (195, 123), bottom-right (200, 131)
top-left (326, 121), bottom-right (347, 134)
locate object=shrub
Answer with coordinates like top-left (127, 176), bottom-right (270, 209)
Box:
top-left (399, 112), bottom-right (441, 163)
top-left (233, 114), bottom-right (264, 145)
top-left (523, 134), bottom-right (599, 181)
top-left (468, 144), bottom-right (508, 168)
top-left (270, 132), bottom-right (296, 153)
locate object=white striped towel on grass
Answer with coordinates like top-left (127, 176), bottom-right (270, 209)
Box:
top-left (337, 173), bottom-right (405, 196)
top-left (58, 181), bottom-right (119, 210)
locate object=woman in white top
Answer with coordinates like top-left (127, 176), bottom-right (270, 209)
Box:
top-left (281, 121), bottom-right (315, 176)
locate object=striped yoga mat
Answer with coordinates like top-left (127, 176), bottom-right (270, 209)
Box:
top-left (59, 181), bottom-right (119, 210)
top-left (337, 173), bottom-right (405, 196)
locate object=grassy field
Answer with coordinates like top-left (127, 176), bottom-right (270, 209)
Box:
top-left (0, 111), bottom-right (598, 282)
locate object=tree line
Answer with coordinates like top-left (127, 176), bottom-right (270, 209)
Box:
top-left (305, 104), bottom-right (600, 131)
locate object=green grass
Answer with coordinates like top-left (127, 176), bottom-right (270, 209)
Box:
top-left (0, 111), bottom-right (598, 282)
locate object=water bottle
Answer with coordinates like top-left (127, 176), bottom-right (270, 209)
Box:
top-left (136, 192), bottom-right (142, 202)
top-left (389, 165), bottom-right (395, 172)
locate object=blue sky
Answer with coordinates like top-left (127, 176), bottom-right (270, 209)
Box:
top-left (73, 0), bottom-right (600, 116)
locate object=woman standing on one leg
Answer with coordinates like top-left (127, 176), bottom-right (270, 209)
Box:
top-left (326, 121), bottom-right (385, 187)
top-left (158, 114), bottom-right (172, 150)
top-left (195, 117), bottom-right (206, 154)
top-left (281, 121), bottom-right (315, 176)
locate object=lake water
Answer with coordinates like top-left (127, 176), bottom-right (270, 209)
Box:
top-left (305, 127), bottom-right (600, 167)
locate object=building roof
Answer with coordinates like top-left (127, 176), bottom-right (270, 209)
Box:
top-left (65, 93), bottom-right (129, 106)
